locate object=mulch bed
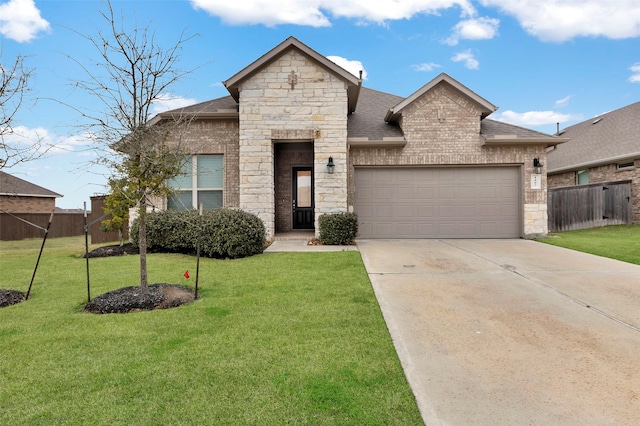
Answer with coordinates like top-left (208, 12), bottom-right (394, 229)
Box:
top-left (0, 289), bottom-right (26, 308)
top-left (84, 283), bottom-right (196, 314)
top-left (1, 245), bottom-right (195, 313)
top-left (82, 243), bottom-right (139, 258)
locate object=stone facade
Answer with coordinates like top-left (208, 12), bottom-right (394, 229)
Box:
top-left (548, 159), bottom-right (640, 222)
top-left (236, 50), bottom-right (349, 238)
top-left (349, 84), bottom-right (549, 238)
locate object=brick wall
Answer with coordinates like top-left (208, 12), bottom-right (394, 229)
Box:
top-left (349, 82), bottom-right (549, 237)
top-left (547, 171), bottom-right (576, 188)
top-left (274, 143), bottom-right (313, 232)
top-left (0, 195), bottom-right (56, 213)
top-left (163, 118), bottom-right (240, 208)
top-left (549, 160), bottom-right (640, 222)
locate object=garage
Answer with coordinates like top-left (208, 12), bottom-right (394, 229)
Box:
top-left (354, 167), bottom-right (521, 238)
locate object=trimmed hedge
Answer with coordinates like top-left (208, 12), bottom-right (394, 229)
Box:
top-left (318, 212), bottom-right (358, 245)
top-left (130, 208), bottom-right (266, 259)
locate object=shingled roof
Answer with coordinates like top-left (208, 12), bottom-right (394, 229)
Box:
top-left (480, 119), bottom-right (568, 147)
top-left (0, 171), bottom-right (62, 198)
top-left (548, 101), bottom-right (640, 173)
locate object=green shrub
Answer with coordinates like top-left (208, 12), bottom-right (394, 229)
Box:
top-left (318, 212), bottom-right (358, 245)
top-left (130, 208), bottom-right (266, 258)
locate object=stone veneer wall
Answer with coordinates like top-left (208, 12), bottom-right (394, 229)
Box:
top-left (548, 160), bottom-right (640, 222)
top-left (237, 49), bottom-right (349, 238)
top-left (349, 83), bottom-right (549, 238)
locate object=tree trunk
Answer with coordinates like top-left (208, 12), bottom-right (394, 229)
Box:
top-left (138, 198), bottom-right (148, 290)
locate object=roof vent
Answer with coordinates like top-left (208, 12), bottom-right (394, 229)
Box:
top-left (592, 118), bottom-right (603, 125)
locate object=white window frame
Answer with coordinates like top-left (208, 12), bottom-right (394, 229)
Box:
top-left (168, 155), bottom-right (223, 210)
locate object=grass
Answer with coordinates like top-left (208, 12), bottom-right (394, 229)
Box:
top-left (538, 224), bottom-right (640, 265)
top-left (0, 237), bottom-right (422, 425)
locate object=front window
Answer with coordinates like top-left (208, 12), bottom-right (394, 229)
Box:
top-left (577, 169), bottom-right (589, 185)
top-left (168, 155), bottom-right (223, 210)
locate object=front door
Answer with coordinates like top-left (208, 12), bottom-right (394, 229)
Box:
top-left (292, 167), bottom-right (313, 229)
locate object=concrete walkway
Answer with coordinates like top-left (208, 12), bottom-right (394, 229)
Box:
top-left (357, 239), bottom-right (640, 426)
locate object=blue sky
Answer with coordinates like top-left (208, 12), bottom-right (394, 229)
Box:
top-left (2, 0), bottom-right (639, 209)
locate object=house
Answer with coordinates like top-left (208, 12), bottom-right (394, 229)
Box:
top-left (547, 101), bottom-right (640, 223)
top-left (151, 36), bottom-right (567, 239)
top-left (0, 171), bottom-right (62, 213)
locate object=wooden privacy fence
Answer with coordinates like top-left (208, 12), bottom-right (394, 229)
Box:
top-left (0, 212), bottom-right (85, 241)
top-left (89, 195), bottom-right (127, 244)
top-left (548, 180), bottom-right (632, 232)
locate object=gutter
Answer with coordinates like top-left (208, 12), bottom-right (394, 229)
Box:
top-left (548, 152), bottom-right (640, 174)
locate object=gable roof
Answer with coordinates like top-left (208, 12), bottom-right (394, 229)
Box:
top-left (481, 119), bottom-right (569, 147)
top-left (0, 171), bottom-right (62, 198)
top-left (223, 36), bottom-right (362, 114)
top-left (548, 101), bottom-right (640, 173)
top-left (384, 73), bottom-right (498, 123)
top-left (347, 87), bottom-right (404, 142)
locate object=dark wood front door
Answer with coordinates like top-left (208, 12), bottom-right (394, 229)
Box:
top-left (292, 167), bottom-right (313, 229)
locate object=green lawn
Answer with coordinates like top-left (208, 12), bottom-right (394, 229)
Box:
top-left (0, 237), bottom-right (422, 425)
top-left (538, 224), bottom-right (640, 265)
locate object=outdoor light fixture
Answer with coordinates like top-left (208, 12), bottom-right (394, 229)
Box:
top-left (533, 157), bottom-right (543, 174)
top-left (327, 156), bottom-right (335, 174)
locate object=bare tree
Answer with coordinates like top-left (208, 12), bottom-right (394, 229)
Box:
top-left (0, 52), bottom-right (45, 169)
top-left (75, 1), bottom-right (197, 289)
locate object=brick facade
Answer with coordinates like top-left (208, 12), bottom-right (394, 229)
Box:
top-left (154, 39), bottom-right (560, 239)
top-left (548, 159), bottom-right (640, 222)
top-left (161, 119), bottom-right (240, 209)
top-left (274, 142), bottom-right (314, 232)
top-left (349, 84), bottom-right (549, 237)
top-left (0, 195), bottom-right (56, 213)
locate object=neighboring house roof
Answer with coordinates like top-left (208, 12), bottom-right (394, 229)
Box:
top-left (223, 36), bottom-right (362, 114)
top-left (385, 73), bottom-right (498, 123)
top-left (548, 101), bottom-right (640, 173)
top-left (0, 171), bottom-right (62, 198)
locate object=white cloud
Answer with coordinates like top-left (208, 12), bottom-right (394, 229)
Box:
top-left (0, 0), bottom-right (50, 43)
top-left (629, 62), bottom-right (640, 83)
top-left (451, 49), bottom-right (479, 69)
top-left (326, 56), bottom-right (367, 80)
top-left (413, 62), bottom-right (442, 72)
top-left (3, 126), bottom-right (95, 156)
top-left (150, 94), bottom-right (199, 115)
top-left (554, 95), bottom-right (573, 107)
top-left (444, 17), bottom-right (500, 45)
top-left (492, 110), bottom-right (579, 127)
top-left (190, 0), bottom-right (475, 26)
top-left (480, 0), bottom-right (640, 42)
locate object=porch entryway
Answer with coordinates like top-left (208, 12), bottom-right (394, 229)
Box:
top-left (274, 142), bottom-right (314, 233)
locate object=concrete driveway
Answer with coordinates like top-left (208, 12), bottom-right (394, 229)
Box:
top-left (357, 239), bottom-right (640, 425)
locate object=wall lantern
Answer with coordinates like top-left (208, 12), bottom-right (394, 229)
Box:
top-left (533, 158), bottom-right (543, 174)
top-left (327, 156), bottom-right (335, 174)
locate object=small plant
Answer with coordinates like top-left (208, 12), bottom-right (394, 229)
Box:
top-left (130, 208), bottom-right (266, 258)
top-left (319, 212), bottom-right (358, 245)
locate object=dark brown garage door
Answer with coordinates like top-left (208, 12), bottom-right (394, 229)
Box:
top-left (354, 167), bottom-right (521, 238)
